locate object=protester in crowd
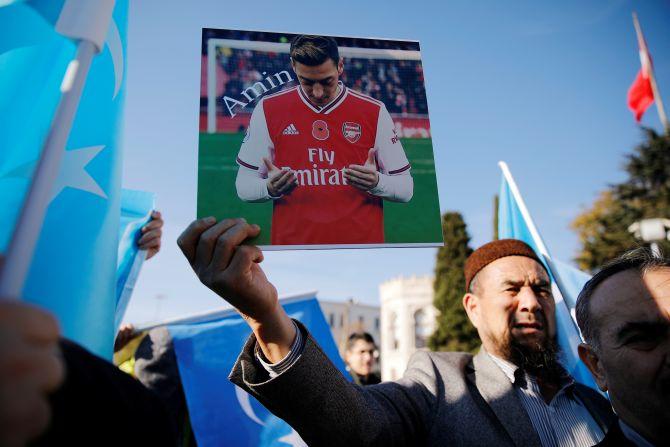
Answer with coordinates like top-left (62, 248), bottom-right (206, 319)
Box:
top-left (113, 324), bottom-right (196, 447)
top-left (344, 332), bottom-right (381, 386)
top-left (112, 210), bottom-right (196, 446)
top-left (33, 330), bottom-right (177, 446)
top-left (576, 247), bottom-right (670, 447)
top-left (0, 281), bottom-right (175, 446)
top-left (0, 299), bottom-right (64, 447)
top-left (177, 218), bottom-right (615, 446)
top-left (0, 212), bottom-right (173, 445)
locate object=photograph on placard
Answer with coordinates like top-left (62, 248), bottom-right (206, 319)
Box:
top-left (197, 28), bottom-right (443, 249)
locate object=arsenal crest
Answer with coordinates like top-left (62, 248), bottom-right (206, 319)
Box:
top-left (312, 120), bottom-right (330, 141)
top-left (342, 122), bottom-right (361, 143)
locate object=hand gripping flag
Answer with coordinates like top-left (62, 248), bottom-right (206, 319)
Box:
top-left (116, 189), bottom-right (155, 331)
top-left (0, 0), bottom-right (128, 358)
top-left (497, 162), bottom-right (600, 392)
top-left (167, 294), bottom-right (350, 447)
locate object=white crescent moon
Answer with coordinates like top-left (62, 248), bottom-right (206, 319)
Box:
top-left (105, 18), bottom-right (123, 99)
top-left (235, 385), bottom-right (265, 426)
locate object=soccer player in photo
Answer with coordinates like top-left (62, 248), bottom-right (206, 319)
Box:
top-left (235, 35), bottom-right (413, 246)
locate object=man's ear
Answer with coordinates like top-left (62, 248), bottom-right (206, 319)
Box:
top-left (337, 58), bottom-right (344, 75)
top-left (463, 293), bottom-right (480, 329)
top-left (578, 343), bottom-right (608, 392)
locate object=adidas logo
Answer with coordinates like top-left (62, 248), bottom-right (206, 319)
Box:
top-left (282, 124), bottom-right (299, 135)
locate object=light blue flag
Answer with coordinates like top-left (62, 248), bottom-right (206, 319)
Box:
top-left (550, 259), bottom-right (591, 310)
top-left (0, 0), bottom-right (128, 359)
top-left (116, 189), bottom-right (155, 331)
top-left (497, 162), bottom-right (598, 390)
top-left (169, 295), bottom-right (351, 447)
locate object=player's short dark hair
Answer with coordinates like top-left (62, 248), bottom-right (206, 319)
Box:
top-left (290, 35), bottom-right (340, 67)
top-left (575, 246), bottom-right (670, 351)
top-left (346, 332), bottom-right (376, 351)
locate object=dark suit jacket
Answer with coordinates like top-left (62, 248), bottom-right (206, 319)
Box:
top-left (596, 420), bottom-right (642, 447)
top-left (32, 339), bottom-right (177, 447)
top-left (231, 322), bottom-right (615, 446)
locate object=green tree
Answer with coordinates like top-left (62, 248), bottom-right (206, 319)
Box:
top-left (428, 212), bottom-right (480, 352)
top-left (572, 128), bottom-right (670, 271)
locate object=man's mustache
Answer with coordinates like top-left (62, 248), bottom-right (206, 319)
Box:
top-left (511, 314), bottom-right (546, 330)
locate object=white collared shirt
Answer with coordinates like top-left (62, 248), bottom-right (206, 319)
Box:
top-left (489, 353), bottom-right (605, 447)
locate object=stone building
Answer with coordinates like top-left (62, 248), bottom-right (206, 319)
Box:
top-left (379, 275), bottom-right (437, 381)
top-left (319, 298), bottom-right (381, 357)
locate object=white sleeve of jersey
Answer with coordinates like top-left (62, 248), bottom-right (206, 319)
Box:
top-left (235, 99), bottom-right (274, 202)
top-left (236, 99), bottom-right (273, 175)
top-left (369, 171), bottom-right (414, 202)
top-left (369, 104), bottom-right (413, 202)
top-left (235, 167), bottom-right (273, 202)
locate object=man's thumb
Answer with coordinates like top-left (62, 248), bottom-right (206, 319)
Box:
top-left (263, 157), bottom-right (278, 172)
top-left (365, 148), bottom-right (376, 166)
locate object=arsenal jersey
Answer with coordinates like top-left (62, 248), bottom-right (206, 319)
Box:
top-left (237, 82), bottom-right (411, 245)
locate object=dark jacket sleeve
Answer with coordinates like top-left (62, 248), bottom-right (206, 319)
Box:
top-left (229, 321), bottom-right (438, 447)
top-left (31, 339), bottom-right (177, 447)
top-left (134, 327), bottom-right (190, 437)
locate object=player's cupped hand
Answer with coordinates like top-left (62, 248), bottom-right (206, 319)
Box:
top-left (263, 158), bottom-right (297, 198)
top-left (345, 148), bottom-right (379, 191)
top-left (177, 217), bottom-right (279, 325)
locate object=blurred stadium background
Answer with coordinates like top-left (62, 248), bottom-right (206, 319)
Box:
top-left (197, 29), bottom-right (442, 246)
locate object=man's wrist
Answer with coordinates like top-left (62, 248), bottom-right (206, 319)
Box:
top-left (249, 302), bottom-right (296, 363)
top-left (255, 320), bottom-right (304, 378)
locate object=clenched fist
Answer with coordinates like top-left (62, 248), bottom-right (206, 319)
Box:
top-left (177, 218), bottom-right (296, 362)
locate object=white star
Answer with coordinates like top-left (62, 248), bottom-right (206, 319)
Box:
top-left (277, 428), bottom-right (307, 447)
top-left (2, 145), bottom-right (107, 202)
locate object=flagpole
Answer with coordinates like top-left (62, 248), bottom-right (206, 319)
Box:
top-left (0, 1), bottom-right (115, 299)
top-left (497, 162), bottom-right (552, 259)
top-left (633, 12), bottom-right (669, 133)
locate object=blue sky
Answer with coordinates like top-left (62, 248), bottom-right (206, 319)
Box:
top-left (121, 0), bottom-right (670, 324)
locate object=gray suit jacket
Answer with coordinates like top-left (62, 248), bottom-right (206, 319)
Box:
top-left (230, 322), bottom-right (614, 446)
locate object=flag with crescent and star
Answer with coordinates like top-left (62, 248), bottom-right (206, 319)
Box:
top-left (168, 294), bottom-right (351, 447)
top-left (498, 162), bottom-right (602, 393)
top-left (0, 0), bottom-right (128, 359)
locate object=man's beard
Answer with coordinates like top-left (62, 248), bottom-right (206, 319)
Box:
top-left (495, 332), bottom-right (566, 385)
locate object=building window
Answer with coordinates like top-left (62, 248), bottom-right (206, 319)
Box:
top-left (339, 314), bottom-right (344, 328)
top-left (358, 315), bottom-right (364, 324)
top-left (328, 313), bottom-right (334, 328)
top-left (414, 309), bottom-right (430, 349)
top-left (389, 312), bottom-right (399, 350)
top-left (374, 317), bottom-right (380, 330)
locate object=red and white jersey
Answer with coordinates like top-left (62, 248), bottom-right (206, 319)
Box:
top-left (237, 82), bottom-right (411, 245)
